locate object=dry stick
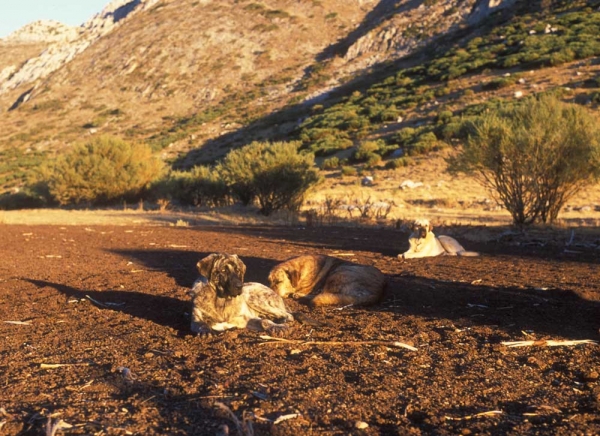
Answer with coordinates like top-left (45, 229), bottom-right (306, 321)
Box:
top-left (3, 320), bottom-right (31, 325)
top-left (40, 363), bottom-right (92, 369)
top-left (84, 295), bottom-right (109, 308)
top-left (502, 339), bottom-right (598, 348)
top-left (444, 410), bottom-right (503, 421)
top-left (273, 414), bottom-right (300, 425)
top-left (259, 335), bottom-right (418, 351)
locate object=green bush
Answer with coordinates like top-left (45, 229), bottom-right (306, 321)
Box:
top-left (385, 157), bottom-right (413, 169)
top-left (449, 95), bottom-right (600, 224)
top-left (364, 154), bottom-right (382, 168)
top-left (40, 136), bottom-right (164, 206)
top-left (218, 141), bottom-right (321, 215)
top-left (353, 140), bottom-right (380, 162)
top-left (394, 127), bottom-right (417, 146)
top-left (157, 167), bottom-right (230, 207)
top-left (322, 157), bottom-right (340, 170)
top-left (341, 166), bottom-right (358, 177)
top-left (0, 188), bottom-right (49, 210)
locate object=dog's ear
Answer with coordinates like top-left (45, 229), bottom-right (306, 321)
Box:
top-left (232, 254), bottom-right (246, 278)
top-left (286, 267), bottom-right (300, 288)
top-left (197, 254), bottom-right (218, 278)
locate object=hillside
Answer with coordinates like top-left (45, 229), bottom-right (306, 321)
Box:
top-left (0, 0), bottom-right (599, 221)
top-left (0, 0), bottom-right (514, 157)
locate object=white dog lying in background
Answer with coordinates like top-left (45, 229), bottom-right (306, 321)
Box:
top-left (399, 218), bottom-right (479, 259)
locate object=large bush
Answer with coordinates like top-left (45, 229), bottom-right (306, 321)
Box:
top-left (156, 166), bottom-right (230, 207)
top-left (218, 141), bottom-right (321, 215)
top-left (449, 95), bottom-right (600, 224)
top-left (41, 136), bottom-right (164, 206)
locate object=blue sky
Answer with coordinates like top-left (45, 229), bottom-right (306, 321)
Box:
top-left (0, 0), bottom-right (109, 38)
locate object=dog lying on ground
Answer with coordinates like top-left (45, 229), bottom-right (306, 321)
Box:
top-left (189, 253), bottom-right (296, 335)
top-left (268, 254), bottom-right (386, 307)
top-left (399, 218), bottom-right (479, 259)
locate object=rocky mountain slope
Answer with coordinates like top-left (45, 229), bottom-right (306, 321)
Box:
top-left (0, 0), bottom-right (597, 200)
top-left (0, 1), bottom-right (517, 153)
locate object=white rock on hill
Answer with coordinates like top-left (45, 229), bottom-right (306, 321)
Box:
top-left (3, 20), bottom-right (79, 43)
top-left (0, 0), bottom-right (160, 96)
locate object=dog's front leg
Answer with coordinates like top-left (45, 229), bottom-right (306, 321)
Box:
top-left (191, 306), bottom-right (214, 336)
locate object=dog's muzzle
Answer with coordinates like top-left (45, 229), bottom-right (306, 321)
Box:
top-left (225, 275), bottom-right (244, 297)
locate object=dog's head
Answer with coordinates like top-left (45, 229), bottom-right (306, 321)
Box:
top-left (197, 253), bottom-right (246, 299)
top-left (268, 265), bottom-right (299, 298)
top-left (411, 218), bottom-right (432, 238)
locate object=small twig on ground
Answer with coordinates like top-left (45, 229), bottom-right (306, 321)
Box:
top-left (566, 229), bottom-right (575, 247)
top-left (502, 339), bottom-right (598, 348)
top-left (3, 320), bottom-right (31, 325)
top-left (273, 414), bottom-right (300, 425)
top-left (85, 295), bottom-right (109, 308)
top-left (40, 363), bottom-right (92, 369)
top-left (45, 417), bottom-right (73, 436)
top-left (522, 405), bottom-right (562, 416)
top-left (332, 304), bottom-right (354, 311)
top-left (444, 410), bottom-right (503, 421)
top-left (259, 335), bottom-right (418, 351)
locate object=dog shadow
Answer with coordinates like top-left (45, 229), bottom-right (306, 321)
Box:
top-left (377, 274), bottom-right (600, 340)
top-left (26, 279), bottom-right (191, 333)
top-left (109, 249), bottom-right (280, 288)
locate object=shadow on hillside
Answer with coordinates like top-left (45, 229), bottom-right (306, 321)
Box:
top-left (172, 0), bottom-right (559, 170)
top-left (170, 9), bottom-right (450, 168)
top-left (315, 0), bottom-right (406, 61)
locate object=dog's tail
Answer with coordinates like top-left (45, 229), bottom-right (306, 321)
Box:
top-left (457, 251), bottom-right (480, 257)
top-left (291, 312), bottom-right (330, 327)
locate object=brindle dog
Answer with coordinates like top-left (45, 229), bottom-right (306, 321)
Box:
top-left (189, 253), bottom-right (295, 335)
top-left (268, 254), bottom-right (386, 307)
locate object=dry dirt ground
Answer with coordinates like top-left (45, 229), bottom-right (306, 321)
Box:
top-left (0, 220), bottom-right (599, 435)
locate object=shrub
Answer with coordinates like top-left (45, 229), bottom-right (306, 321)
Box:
top-left (322, 156), bottom-right (340, 170)
top-left (353, 140), bottom-right (380, 162)
top-left (449, 95), bottom-right (600, 224)
top-left (0, 188), bottom-right (49, 210)
top-left (40, 136), bottom-right (164, 206)
top-left (158, 167), bottom-right (230, 207)
top-left (341, 166), bottom-right (357, 177)
top-left (218, 141), bottom-right (321, 215)
top-left (394, 127), bottom-right (417, 146)
top-left (385, 157), bottom-right (413, 169)
top-left (364, 154), bottom-right (382, 168)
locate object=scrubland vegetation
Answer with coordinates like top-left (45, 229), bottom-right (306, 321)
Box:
top-left (1, 0), bottom-right (600, 226)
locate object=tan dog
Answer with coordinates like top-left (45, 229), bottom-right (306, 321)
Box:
top-left (189, 253), bottom-right (295, 335)
top-left (399, 218), bottom-right (479, 259)
top-left (268, 254), bottom-right (386, 307)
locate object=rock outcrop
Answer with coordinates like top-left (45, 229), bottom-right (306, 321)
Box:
top-left (341, 0), bottom-right (479, 70)
top-left (2, 20), bottom-right (78, 43)
top-left (468, 0), bottom-right (519, 25)
top-left (0, 0), bottom-right (160, 96)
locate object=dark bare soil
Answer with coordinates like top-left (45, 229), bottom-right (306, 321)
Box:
top-left (0, 223), bottom-right (599, 435)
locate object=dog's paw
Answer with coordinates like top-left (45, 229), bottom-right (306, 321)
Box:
top-left (191, 321), bottom-right (213, 337)
top-left (263, 321), bottom-right (290, 337)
